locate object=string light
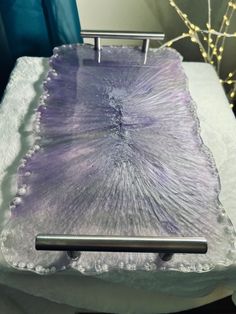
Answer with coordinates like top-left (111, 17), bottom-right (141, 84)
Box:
top-left (162, 0), bottom-right (236, 110)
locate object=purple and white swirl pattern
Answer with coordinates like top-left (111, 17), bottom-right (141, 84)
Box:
top-left (1, 45), bottom-right (235, 276)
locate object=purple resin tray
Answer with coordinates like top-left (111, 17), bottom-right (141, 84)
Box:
top-left (1, 44), bottom-right (235, 276)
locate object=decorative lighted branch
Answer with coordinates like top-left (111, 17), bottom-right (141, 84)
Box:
top-left (161, 0), bottom-right (236, 109)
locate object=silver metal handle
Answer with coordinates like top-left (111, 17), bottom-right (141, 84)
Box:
top-left (35, 234), bottom-right (207, 253)
top-left (80, 30), bottom-right (165, 52)
top-left (36, 234), bottom-right (207, 262)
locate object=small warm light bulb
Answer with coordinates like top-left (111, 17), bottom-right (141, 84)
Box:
top-left (219, 47), bottom-right (224, 52)
top-left (228, 72), bottom-right (233, 77)
top-left (230, 103), bottom-right (234, 109)
top-left (217, 55), bottom-right (222, 61)
top-left (202, 52), bottom-right (207, 58)
top-left (230, 91), bottom-right (235, 98)
top-left (227, 80), bottom-right (233, 84)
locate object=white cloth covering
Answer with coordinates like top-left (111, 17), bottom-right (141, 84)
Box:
top-left (0, 56), bottom-right (236, 314)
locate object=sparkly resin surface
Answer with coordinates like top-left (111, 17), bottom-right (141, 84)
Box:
top-left (1, 45), bottom-right (235, 275)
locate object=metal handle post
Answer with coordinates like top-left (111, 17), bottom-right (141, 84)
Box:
top-left (80, 30), bottom-right (165, 52)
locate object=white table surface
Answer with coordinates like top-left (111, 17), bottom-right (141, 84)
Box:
top-left (0, 55), bottom-right (236, 314)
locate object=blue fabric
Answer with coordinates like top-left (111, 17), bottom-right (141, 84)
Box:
top-left (0, 0), bottom-right (82, 58)
top-left (0, 0), bottom-right (82, 98)
top-left (42, 0), bottom-right (83, 48)
top-left (0, 11), bottom-right (14, 97)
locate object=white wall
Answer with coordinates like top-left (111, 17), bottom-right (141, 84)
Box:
top-left (76, 0), bottom-right (162, 46)
top-left (76, 0), bottom-right (236, 78)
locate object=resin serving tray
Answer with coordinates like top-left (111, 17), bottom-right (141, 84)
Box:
top-left (1, 45), bottom-right (235, 275)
